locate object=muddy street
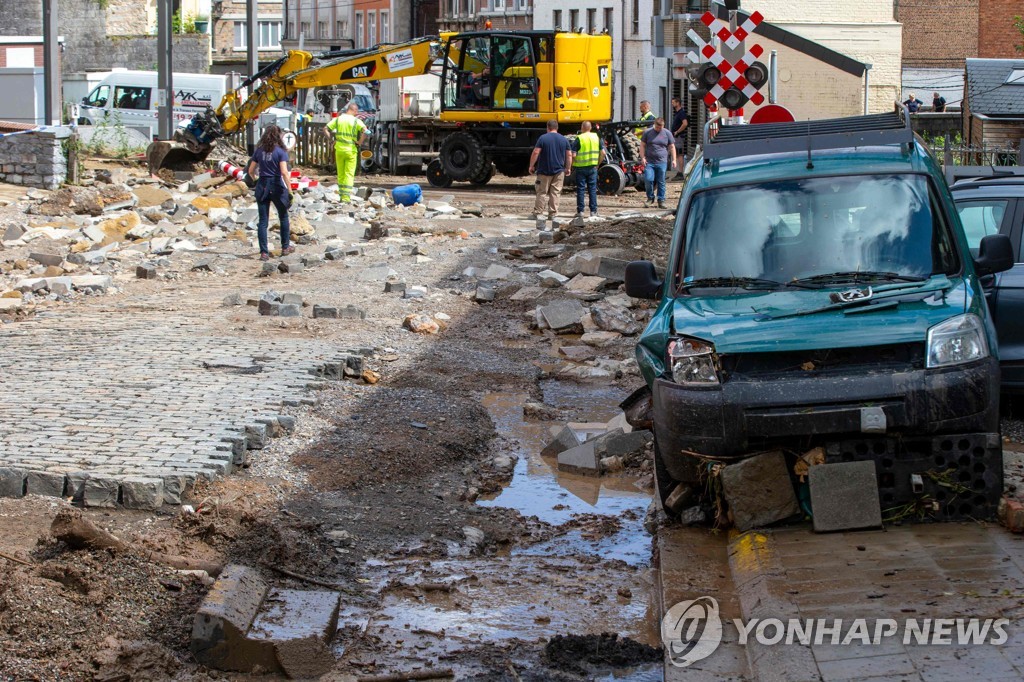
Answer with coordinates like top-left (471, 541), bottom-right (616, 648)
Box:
top-left (3, 160), bottom-right (1024, 682)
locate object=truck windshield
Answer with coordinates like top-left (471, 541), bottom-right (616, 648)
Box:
top-left (681, 174), bottom-right (958, 288)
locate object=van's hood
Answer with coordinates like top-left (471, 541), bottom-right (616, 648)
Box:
top-left (670, 277), bottom-right (969, 354)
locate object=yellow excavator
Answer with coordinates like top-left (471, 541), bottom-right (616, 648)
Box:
top-left (149, 30), bottom-right (645, 193)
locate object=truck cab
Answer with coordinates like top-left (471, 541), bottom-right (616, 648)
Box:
top-left (626, 107), bottom-right (1014, 520)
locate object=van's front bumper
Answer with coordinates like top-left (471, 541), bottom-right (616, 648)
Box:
top-left (653, 358), bottom-right (1000, 482)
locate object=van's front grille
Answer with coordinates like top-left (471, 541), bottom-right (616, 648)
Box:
top-left (720, 343), bottom-right (924, 380)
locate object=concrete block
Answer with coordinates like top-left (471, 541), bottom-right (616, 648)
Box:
top-left (809, 461), bottom-right (882, 532)
top-left (720, 451), bottom-right (800, 531)
top-left (278, 261), bottom-right (304, 274)
top-left (0, 467), bottom-right (27, 498)
top-left (540, 299), bottom-right (586, 333)
top-left (277, 416), bottom-right (297, 433)
top-left (26, 470), bottom-right (66, 497)
top-left (246, 423), bottom-right (268, 449)
top-left (162, 474), bottom-right (193, 505)
top-left (593, 429), bottom-right (652, 458)
top-left (258, 300), bottom-right (281, 316)
top-left (65, 471), bottom-right (90, 502)
top-left (312, 305), bottom-right (337, 319)
top-left (83, 475), bottom-right (120, 507)
top-left (384, 280), bottom-right (406, 295)
top-left (339, 305), bottom-right (365, 320)
top-left (474, 286), bottom-right (495, 302)
top-left (30, 252), bottom-right (63, 267)
top-left (557, 441), bottom-right (600, 475)
top-left (121, 477), bottom-right (165, 510)
top-left (481, 263), bottom-right (512, 280)
top-left (281, 293), bottom-right (303, 306)
top-left (278, 304), bottom-right (301, 317)
top-left (191, 564), bottom-right (272, 671)
top-left (542, 425), bottom-right (582, 458)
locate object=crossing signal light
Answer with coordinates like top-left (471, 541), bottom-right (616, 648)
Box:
top-left (689, 62), bottom-right (723, 99)
top-left (745, 61), bottom-right (768, 90)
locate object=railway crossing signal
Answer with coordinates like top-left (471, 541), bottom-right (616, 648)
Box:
top-left (683, 10), bottom-right (769, 110)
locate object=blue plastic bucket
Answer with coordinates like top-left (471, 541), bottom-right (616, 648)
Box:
top-left (391, 183), bottom-right (422, 207)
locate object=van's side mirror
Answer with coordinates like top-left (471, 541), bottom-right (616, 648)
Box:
top-left (624, 260), bottom-right (663, 299)
top-left (81, 96), bottom-right (88, 105)
top-left (974, 234), bottom-right (1014, 276)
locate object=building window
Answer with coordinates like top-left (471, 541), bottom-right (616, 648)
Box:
top-left (660, 86), bottom-right (667, 117)
top-left (603, 7), bottom-right (613, 34)
top-left (368, 10), bottom-right (376, 45)
top-left (300, 21), bottom-right (311, 38)
top-left (687, 0), bottom-right (703, 10)
top-left (467, 0), bottom-right (476, 14)
top-left (631, 0), bottom-right (638, 34)
top-left (630, 85), bottom-right (636, 119)
top-left (553, 9), bottom-right (561, 28)
top-left (380, 10), bottom-right (390, 42)
top-left (493, 0), bottom-right (504, 9)
top-left (355, 12), bottom-right (363, 48)
top-left (569, 8), bottom-right (578, 30)
top-left (336, 19), bottom-right (347, 38)
top-left (318, 20), bottom-right (328, 38)
top-left (586, 8), bottom-right (596, 32)
top-left (517, 0), bottom-right (528, 10)
top-left (234, 21), bottom-right (282, 49)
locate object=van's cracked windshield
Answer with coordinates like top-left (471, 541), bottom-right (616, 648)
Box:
top-left (682, 174), bottom-right (959, 288)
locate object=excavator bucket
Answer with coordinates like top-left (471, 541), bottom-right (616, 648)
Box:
top-left (145, 141), bottom-right (213, 175)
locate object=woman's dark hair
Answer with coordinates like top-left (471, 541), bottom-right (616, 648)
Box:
top-left (257, 125), bottom-right (285, 154)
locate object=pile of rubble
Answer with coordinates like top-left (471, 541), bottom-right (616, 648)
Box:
top-left (0, 166), bottom-right (475, 316)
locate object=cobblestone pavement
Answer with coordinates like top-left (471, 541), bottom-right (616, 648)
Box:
top-left (0, 297), bottom-right (352, 508)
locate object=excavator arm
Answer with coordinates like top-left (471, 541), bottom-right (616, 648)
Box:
top-left (150, 36), bottom-right (440, 171)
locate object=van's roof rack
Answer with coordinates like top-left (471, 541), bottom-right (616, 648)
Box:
top-left (948, 165), bottom-right (1024, 186)
top-left (703, 104), bottom-right (913, 161)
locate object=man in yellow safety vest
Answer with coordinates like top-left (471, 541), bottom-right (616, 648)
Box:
top-left (634, 100), bottom-right (656, 138)
top-left (324, 101), bottom-right (367, 202)
top-left (571, 121), bottom-right (606, 218)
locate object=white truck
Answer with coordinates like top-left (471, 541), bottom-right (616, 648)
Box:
top-left (77, 70), bottom-right (293, 140)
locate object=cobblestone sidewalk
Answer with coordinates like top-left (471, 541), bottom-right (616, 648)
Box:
top-left (0, 307), bottom-right (349, 508)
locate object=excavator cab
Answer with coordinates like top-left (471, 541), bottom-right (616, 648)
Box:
top-left (441, 33), bottom-right (542, 114)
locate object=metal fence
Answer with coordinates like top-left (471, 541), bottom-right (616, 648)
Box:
top-left (223, 125), bottom-right (337, 169)
top-left (926, 135), bottom-right (1023, 168)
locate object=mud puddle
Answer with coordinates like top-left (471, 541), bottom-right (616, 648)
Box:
top-left (333, 382), bottom-right (661, 679)
top-left (479, 383), bottom-right (652, 567)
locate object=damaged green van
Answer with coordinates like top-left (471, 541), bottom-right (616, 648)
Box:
top-left (625, 107), bottom-right (1014, 520)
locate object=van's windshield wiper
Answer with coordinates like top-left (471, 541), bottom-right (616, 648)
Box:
top-left (681, 276), bottom-right (784, 290)
top-left (789, 271), bottom-right (928, 287)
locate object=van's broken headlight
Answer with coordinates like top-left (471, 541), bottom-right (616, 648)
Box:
top-left (668, 337), bottom-right (720, 385)
top-left (926, 313), bottom-right (989, 368)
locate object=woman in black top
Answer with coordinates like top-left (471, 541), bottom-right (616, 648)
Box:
top-left (246, 125), bottom-right (292, 261)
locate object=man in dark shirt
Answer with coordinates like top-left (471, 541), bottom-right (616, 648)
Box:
top-left (670, 97), bottom-right (688, 179)
top-left (932, 92), bottom-right (946, 112)
top-left (529, 120), bottom-right (572, 229)
top-left (640, 117), bottom-right (676, 209)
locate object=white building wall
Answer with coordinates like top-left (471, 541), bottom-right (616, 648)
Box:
top-left (533, 0), bottom-right (667, 121)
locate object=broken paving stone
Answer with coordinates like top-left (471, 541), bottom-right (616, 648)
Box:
top-left (3, 224), bottom-right (26, 241)
top-left (259, 262), bottom-right (277, 277)
top-left (121, 477), bottom-right (164, 510)
top-left (278, 261), bottom-right (305, 275)
top-left (258, 300), bottom-right (281, 316)
top-left (132, 185), bottom-right (174, 208)
top-left (312, 305), bottom-right (337, 319)
top-left (281, 293), bottom-right (303, 306)
top-left (71, 275), bottom-right (111, 293)
top-left (403, 313), bottom-right (439, 334)
top-left (66, 251), bottom-right (106, 265)
top-left (580, 331), bottom-right (621, 347)
top-left (720, 451), bottom-right (801, 531)
top-left (538, 269), bottom-right (569, 288)
top-left (26, 471), bottom-right (66, 497)
top-left (541, 425), bottom-right (582, 458)
top-left (29, 252), bottom-right (63, 267)
top-left (339, 305), bottom-right (366, 320)
top-left (279, 304), bottom-right (302, 317)
top-left (808, 461), bottom-right (882, 533)
top-left (481, 263), bottom-right (512, 280)
top-left (592, 429), bottom-right (652, 459)
top-left (590, 302), bottom-right (642, 336)
top-left (566, 274), bottom-right (607, 292)
top-left (222, 293), bottom-right (244, 306)
top-left (539, 299), bottom-right (586, 334)
top-left (358, 264), bottom-right (397, 281)
top-left (404, 285), bottom-right (428, 299)
top-left (474, 286), bottom-right (495, 303)
top-left (559, 345), bottom-right (597, 361)
top-left (510, 286), bottom-right (544, 301)
top-left (384, 280), bottom-right (406, 295)
top-left (557, 441), bottom-right (600, 475)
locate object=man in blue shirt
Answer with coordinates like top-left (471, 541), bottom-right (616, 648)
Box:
top-left (529, 120), bottom-right (572, 230)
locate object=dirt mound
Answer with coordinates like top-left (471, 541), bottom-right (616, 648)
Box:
top-left (562, 215), bottom-right (675, 262)
top-left (544, 632), bottom-right (662, 675)
top-left (293, 386), bottom-right (496, 491)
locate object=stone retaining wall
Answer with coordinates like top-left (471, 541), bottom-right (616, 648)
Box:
top-left (0, 127), bottom-right (71, 190)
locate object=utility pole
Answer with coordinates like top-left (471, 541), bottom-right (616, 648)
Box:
top-left (246, 0), bottom-right (258, 152)
top-left (157, 0), bottom-right (174, 139)
top-left (42, 0), bottom-right (60, 126)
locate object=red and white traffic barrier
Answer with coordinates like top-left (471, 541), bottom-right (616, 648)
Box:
top-left (219, 160), bottom-right (246, 181)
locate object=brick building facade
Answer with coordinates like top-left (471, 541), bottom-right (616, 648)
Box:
top-left (211, 0), bottom-right (284, 73)
top-left (438, 0), bottom-right (532, 32)
top-left (898, 0), bottom-right (978, 68)
top-left (979, 0), bottom-right (1024, 58)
